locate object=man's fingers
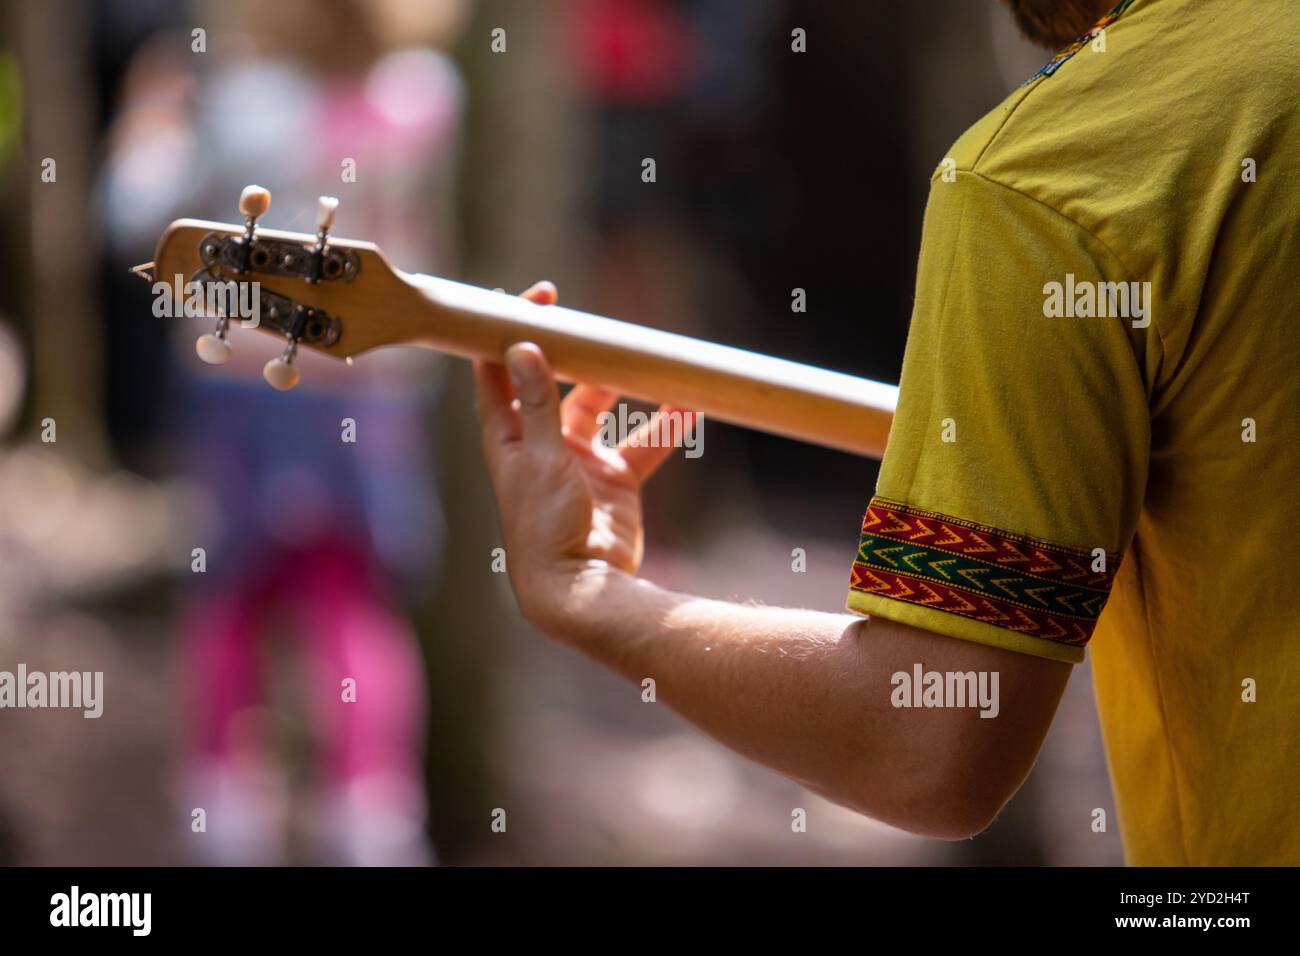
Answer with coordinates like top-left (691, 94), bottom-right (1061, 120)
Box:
top-left (520, 280), bottom-right (558, 306)
top-left (518, 282), bottom-right (620, 446)
top-left (562, 384), bottom-right (620, 443)
top-left (619, 406), bottom-right (696, 481)
top-left (474, 282), bottom-right (557, 458)
top-left (473, 358), bottom-right (521, 456)
top-left (505, 342), bottom-right (566, 457)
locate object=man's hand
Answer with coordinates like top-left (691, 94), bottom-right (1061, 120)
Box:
top-left (473, 281), bottom-right (692, 635)
top-left (470, 281), bottom-right (1069, 839)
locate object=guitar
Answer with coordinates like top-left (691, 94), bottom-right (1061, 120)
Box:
top-left (135, 187), bottom-right (897, 458)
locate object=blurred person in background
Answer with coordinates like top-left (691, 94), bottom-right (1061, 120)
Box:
top-left (101, 0), bottom-right (468, 865)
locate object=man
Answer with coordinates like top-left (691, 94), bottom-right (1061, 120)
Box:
top-left (473, 0), bottom-right (1299, 864)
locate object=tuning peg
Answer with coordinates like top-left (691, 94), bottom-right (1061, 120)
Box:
top-left (263, 358), bottom-right (300, 390)
top-left (263, 337), bottom-right (301, 390)
top-left (239, 184), bottom-right (272, 224)
top-left (237, 185), bottom-right (272, 273)
top-left (307, 196), bottom-right (341, 284)
top-left (195, 317), bottom-right (232, 365)
top-left (196, 333), bottom-right (232, 365)
top-left (315, 196), bottom-right (340, 234)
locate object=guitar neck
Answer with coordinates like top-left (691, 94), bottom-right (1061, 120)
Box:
top-left (406, 273), bottom-right (897, 458)
top-left (143, 217), bottom-right (895, 456)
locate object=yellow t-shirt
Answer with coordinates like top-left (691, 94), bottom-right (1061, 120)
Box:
top-left (846, 0), bottom-right (1299, 865)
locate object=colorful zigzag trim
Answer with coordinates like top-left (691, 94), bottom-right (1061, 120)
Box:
top-left (1023, 0), bottom-right (1136, 86)
top-left (848, 498), bottom-right (1121, 647)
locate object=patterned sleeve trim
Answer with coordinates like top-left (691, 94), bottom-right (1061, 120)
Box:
top-left (848, 497), bottom-right (1121, 649)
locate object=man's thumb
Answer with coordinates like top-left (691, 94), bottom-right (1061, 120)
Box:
top-left (505, 343), bottom-right (564, 451)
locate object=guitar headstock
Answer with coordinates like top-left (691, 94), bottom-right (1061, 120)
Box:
top-left (136, 186), bottom-right (426, 389)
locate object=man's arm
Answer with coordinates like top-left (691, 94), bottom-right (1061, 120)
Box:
top-left (533, 567), bottom-right (1069, 838)
top-left (474, 283), bottom-right (1070, 839)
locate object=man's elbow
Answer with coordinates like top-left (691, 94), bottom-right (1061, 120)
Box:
top-left (907, 784), bottom-right (1009, 841)
top-left (882, 776), bottom-right (1011, 840)
top-left (798, 624), bottom-right (1065, 840)
top-left (824, 746), bottom-right (1027, 840)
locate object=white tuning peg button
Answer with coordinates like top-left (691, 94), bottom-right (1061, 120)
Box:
top-left (239, 184), bottom-right (272, 222)
top-left (195, 333), bottom-right (232, 365)
top-left (315, 196), bottom-right (340, 233)
top-left (263, 357), bottom-right (301, 391)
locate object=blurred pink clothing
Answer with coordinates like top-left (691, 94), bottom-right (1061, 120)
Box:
top-left (182, 537), bottom-right (425, 785)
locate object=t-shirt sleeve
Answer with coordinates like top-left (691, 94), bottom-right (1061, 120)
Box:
top-left (846, 170), bottom-right (1153, 664)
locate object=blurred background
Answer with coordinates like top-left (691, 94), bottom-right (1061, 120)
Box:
top-left (0, 0), bottom-right (1123, 865)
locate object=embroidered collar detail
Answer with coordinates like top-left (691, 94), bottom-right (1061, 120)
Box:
top-left (1023, 0), bottom-right (1136, 86)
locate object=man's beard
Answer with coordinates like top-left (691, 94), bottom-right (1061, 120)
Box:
top-left (1000, 0), bottom-right (1111, 49)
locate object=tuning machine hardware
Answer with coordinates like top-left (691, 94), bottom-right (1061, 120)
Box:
top-left (186, 267), bottom-right (343, 350)
top-left (198, 191), bottom-right (359, 284)
top-left (308, 196), bottom-right (340, 284)
top-left (234, 184), bottom-right (272, 274)
top-left (262, 298), bottom-right (339, 390)
top-left (199, 232), bottom-right (360, 284)
top-left (195, 315), bottom-right (232, 365)
top-left (186, 265), bottom-right (343, 387)
top-left (264, 336), bottom-right (301, 390)
top-left (264, 296), bottom-right (307, 390)
top-left (187, 186), bottom-right (355, 387)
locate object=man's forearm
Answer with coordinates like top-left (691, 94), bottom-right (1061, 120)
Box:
top-left (478, 335), bottom-right (1070, 838)
top-left (524, 564), bottom-right (1069, 838)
